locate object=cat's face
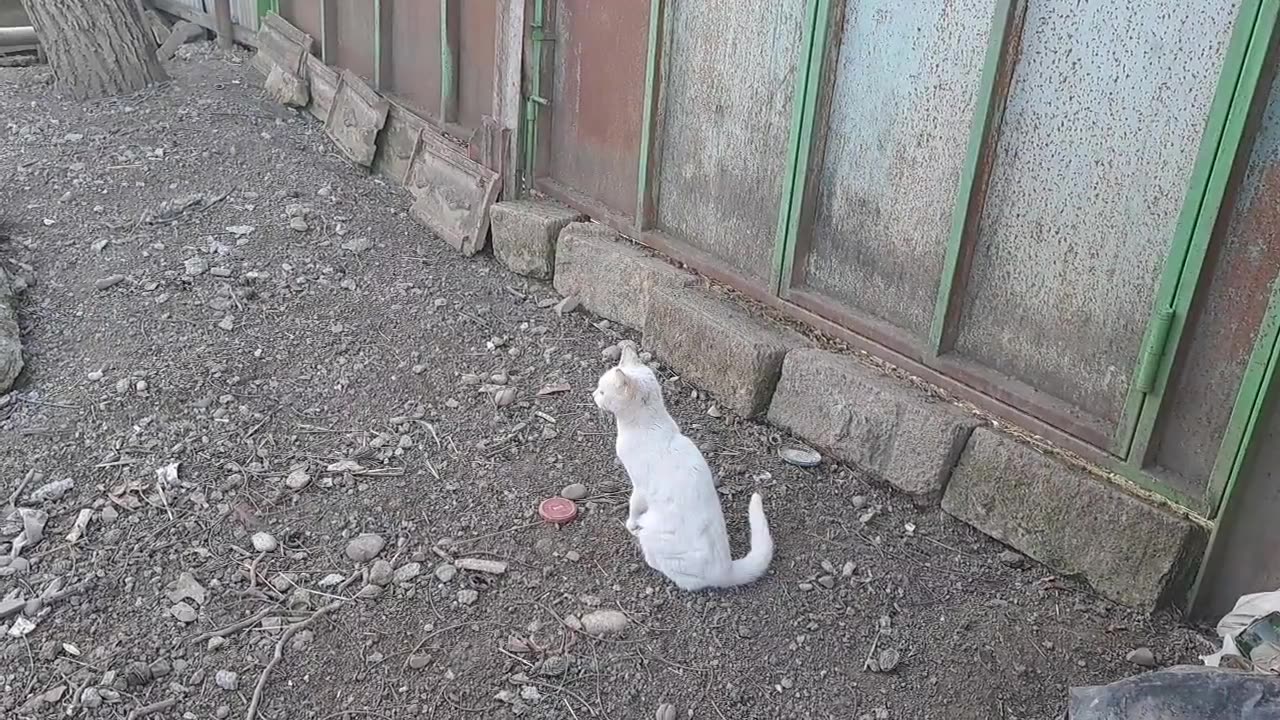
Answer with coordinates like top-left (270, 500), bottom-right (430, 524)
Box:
top-left (593, 356), bottom-right (660, 416)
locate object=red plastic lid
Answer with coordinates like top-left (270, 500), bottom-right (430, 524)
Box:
top-left (539, 497), bottom-right (578, 524)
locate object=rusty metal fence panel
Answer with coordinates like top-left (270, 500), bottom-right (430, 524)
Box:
top-left (950, 0), bottom-right (1242, 438)
top-left (1148, 65), bottom-right (1280, 500)
top-left (277, 0), bottom-right (322, 53)
top-left (332, 1), bottom-right (375, 82)
top-left (793, 0), bottom-right (995, 348)
top-left (458, 1), bottom-right (496, 131)
top-left (542, 0), bottom-right (648, 219)
top-left (654, 1), bottom-right (808, 287)
top-left (385, 0), bottom-right (442, 119)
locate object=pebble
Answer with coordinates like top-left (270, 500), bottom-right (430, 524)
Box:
top-left (87, 370), bottom-right (104, 381)
top-left (207, 637), bottom-right (227, 652)
top-left (457, 589), bottom-right (479, 605)
top-left (656, 703), bottom-right (677, 720)
top-left (285, 467), bottom-right (311, 490)
top-left (778, 445), bottom-right (822, 468)
top-left (289, 217), bottom-right (309, 232)
top-left (393, 562), bottom-right (423, 584)
top-left (435, 564), bottom-right (457, 582)
top-left (602, 345), bottom-right (622, 362)
top-left (94, 274), bottom-right (125, 290)
top-left (998, 550), bottom-right (1025, 568)
top-left (798, 582), bottom-right (814, 592)
top-left (560, 483), bottom-right (588, 501)
top-left (170, 602), bottom-right (197, 623)
top-left (565, 551), bottom-right (581, 562)
top-left (251, 531), bottom-right (278, 553)
top-left (408, 654), bottom-right (430, 670)
top-left (494, 387), bottom-right (517, 407)
top-left (215, 670), bottom-right (238, 691)
top-left (215, 706), bottom-right (230, 719)
top-left (580, 610), bottom-right (629, 636)
top-left (80, 688), bottom-right (102, 708)
top-left (355, 584), bottom-right (383, 599)
top-left (1126, 647), bottom-right (1157, 668)
top-left (345, 534), bottom-right (386, 562)
top-left (318, 573), bottom-right (345, 587)
top-left (817, 575), bottom-right (836, 589)
top-left (368, 560), bottom-right (394, 586)
top-left (554, 296), bottom-right (579, 315)
top-left (540, 655), bottom-right (571, 676)
top-left (878, 648), bottom-right (901, 673)
top-left (184, 257), bottom-right (209, 276)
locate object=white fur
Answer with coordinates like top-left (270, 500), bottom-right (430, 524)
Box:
top-left (593, 343), bottom-right (773, 591)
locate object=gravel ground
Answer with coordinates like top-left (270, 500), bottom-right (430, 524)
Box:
top-left (0, 46), bottom-right (1212, 720)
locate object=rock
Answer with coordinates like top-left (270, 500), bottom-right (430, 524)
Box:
top-left (0, 596), bottom-right (25, 619)
top-left (554, 295), bottom-right (579, 316)
top-left (455, 558), bottom-right (508, 575)
top-left (878, 648), bottom-right (901, 673)
top-left (285, 466), bottom-right (311, 490)
top-left (580, 610), bottom-right (629, 636)
top-left (251, 531), bottom-right (278, 553)
top-left (602, 344), bottom-right (623, 362)
top-left (291, 630), bottom-right (315, 650)
top-left (170, 602), bottom-right (197, 623)
top-left (318, 573), bottom-right (345, 587)
top-left (149, 658), bottom-right (171, 678)
top-left (94, 274), bottom-right (125, 290)
top-left (560, 483), bottom-right (588, 501)
top-left (289, 216), bottom-right (309, 232)
top-left (215, 706), bottom-right (230, 719)
top-left (817, 575), bottom-right (836, 589)
top-left (215, 670), bottom-right (238, 691)
top-left (435, 564), bottom-right (457, 582)
top-left (393, 562), bottom-right (423, 584)
top-left (184, 257), bottom-right (209, 276)
top-left (1127, 647), bottom-right (1158, 668)
top-left (645, 288), bottom-right (806, 417)
top-left (409, 654), bottom-right (430, 670)
top-left (489, 201), bottom-right (585, 279)
top-left (368, 560), bottom-right (394, 586)
top-left (167, 572), bottom-right (207, 606)
top-left (565, 550), bottom-right (581, 562)
top-left (656, 703), bottom-right (677, 720)
top-left (553, 223), bottom-right (696, 329)
top-left (778, 445), bottom-right (822, 468)
top-left (457, 589), bottom-right (479, 605)
top-left (207, 637), bottom-right (226, 651)
top-left (768, 349), bottom-right (980, 504)
top-left (942, 427), bottom-right (1207, 610)
top-left (998, 550), bottom-right (1025, 568)
top-left (28, 477), bottom-right (74, 503)
top-left (79, 687), bottom-right (102, 708)
top-left (345, 534), bottom-right (386, 562)
top-left (540, 655), bottom-right (571, 676)
top-left (355, 584), bottom-right (383, 599)
top-left (494, 387), bottom-right (517, 407)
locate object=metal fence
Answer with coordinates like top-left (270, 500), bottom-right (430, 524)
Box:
top-left (270, 0), bottom-right (1280, 610)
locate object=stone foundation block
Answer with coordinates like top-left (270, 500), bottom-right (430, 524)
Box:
top-left (644, 288), bottom-right (806, 417)
top-left (767, 349), bottom-right (978, 503)
top-left (489, 201), bottom-right (585, 280)
top-left (552, 223), bottom-right (694, 329)
top-left (942, 427), bottom-right (1207, 610)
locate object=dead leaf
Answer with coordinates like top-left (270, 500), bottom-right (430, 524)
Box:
top-left (326, 459), bottom-right (366, 474)
top-left (536, 383), bottom-right (571, 397)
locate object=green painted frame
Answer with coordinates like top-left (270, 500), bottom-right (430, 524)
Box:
top-left (256, 0), bottom-right (279, 21)
top-left (770, 0), bottom-right (833, 297)
top-left (635, 0), bottom-right (667, 231)
top-left (927, 0), bottom-right (1023, 356)
top-left (1112, 0), bottom-right (1272, 479)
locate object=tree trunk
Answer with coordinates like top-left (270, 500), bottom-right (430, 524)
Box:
top-left (20, 0), bottom-right (167, 100)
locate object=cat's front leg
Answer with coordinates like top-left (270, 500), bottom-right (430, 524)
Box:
top-left (625, 490), bottom-right (648, 534)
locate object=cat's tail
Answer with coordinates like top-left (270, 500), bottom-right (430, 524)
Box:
top-left (723, 493), bottom-right (773, 587)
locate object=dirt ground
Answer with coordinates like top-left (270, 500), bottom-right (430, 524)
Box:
top-left (0, 47), bottom-right (1214, 720)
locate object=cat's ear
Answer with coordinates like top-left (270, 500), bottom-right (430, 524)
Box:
top-left (610, 368), bottom-right (634, 395)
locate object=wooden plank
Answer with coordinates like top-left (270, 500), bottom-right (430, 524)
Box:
top-left (403, 127), bottom-right (501, 256)
top-left (306, 54), bottom-right (338, 123)
top-left (324, 69), bottom-right (390, 167)
top-left (469, 115), bottom-right (510, 197)
top-left (492, 0), bottom-right (524, 196)
top-left (148, 0), bottom-right (258, 47)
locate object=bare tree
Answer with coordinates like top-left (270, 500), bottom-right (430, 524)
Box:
top-left (20, 0), bottom-right (167, 100)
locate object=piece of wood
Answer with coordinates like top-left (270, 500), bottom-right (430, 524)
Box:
top-left (305, 54), bottom-right (338, 123)
top-left (403, 127), bottom-right (501, 257)
top-left (469, 115), bottom-right (510, 197)
top-left (212, 0), bottom-right (233, 50)
top-left (148, 0), bottom-right (257, 47)
top-left (324, 69), bottom-right (390, 167)
top-left (251, 13), bottom-right (312, 76)
top-left (155, 19), bottom-right (203, 61)
top-left (492, 0), bottom-right (524, 197)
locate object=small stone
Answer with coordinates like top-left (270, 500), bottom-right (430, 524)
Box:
top-left (457, 589), bottom-right (479, 605)
top-left (94, 274), bottom-right (125, 290)
top-left (602, 345), bottom-right (622, 362)
top-left (878, 648), bottom-right (901, 673)
top-left (149, 658), bottom-right (172, 678)
top-left (170, 602), bottom-right (197, 623)
top-left (251, 531), bottom-right (278, 553)
top-left (289, 217), bottom-right (309, 232)
top-left (565, 550), bottom-right (581, 562)
top-left (207, 636), bottom-right (227, 652)
top-left (798, 582), bottom-right (814, 592)
top-left (393, 562), bottom-right (423, 584)
top-left (998, 550), bottom-right (1025, 568)
top-left (554, 296), bottom-right (579, 315)
top-left (87, 370), bottom-right (104, 381)
top-left (435, 564), bottom-right (457, 582)
top-left (369, 560), bottom-right (394, 586)
top-left (817, 575), bottom-right (835, 589)
top-left (318, 573), bottom-right (345, 587)
top-left (580, 610), bottom-right (629, 636)
top-left (355, 584), bottom-right (383, 599)
top-left (842, 561), bottom-right (857, 578)
top-left (778, 445), bottom-right (822, 468)
top-left (285, 466), bottom-right (310, 490)
top-left (215, 706), bottom-right (230, 719)
top-left (656, 703), bottom-right (677, 720)
top-left (215, 670), bottom-right (238, 691)
top-left (217, 315), bottom-right (235, 332)
top-left (706, 404), bottom-right (723, 418)
top-left (184, 257), bottom-right (209, 276)
top-left (1126, 647), bottom-right (1157, 668)
top-left (540, 655), bottom-right (571, 677)
top-left (736, 625), bottom-right (755, 639)
top-left (346, 534), bottom-right (386, 562)
top-left (80, 688), bottom-right (102, 708)
top-left (167, 572), bottom-right (207, 606)
top-left (560, 483), bottom-right (588, 501)
top-left (494, 387), bottom-right (517, 407)
top-left (409, 654), bottom-right (430, 669)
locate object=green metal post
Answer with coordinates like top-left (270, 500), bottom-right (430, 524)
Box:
top-left (523, 0), bottom-right (549, 192)
top-left (373, 0), bottom-right (383, 90)
top-left (928, 0), bottom-right (1020, 355)
top-left (635, 0), bottom-right (666, 230)
top-left (255, 0), bottom-right (277, 21)
top-left (1114, 0), bottom-right (1275, 469)
top-left (771, 0), bottom-right (833, 297)
top-left (441, 0), bottom-right (459, 123)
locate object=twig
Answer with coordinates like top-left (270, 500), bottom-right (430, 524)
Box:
top-left (189, 608), bottom-right (274, 644)
top-left (245, 601), bottom-right (342, 720)
top-left (127, 698), bottom-right (178, 719)
top-left (863, 631), bottom-right (882, 671)
top-left (449, 521), bottom-right (541, 547)
top-left (7, 469), bottom-right (35, 506)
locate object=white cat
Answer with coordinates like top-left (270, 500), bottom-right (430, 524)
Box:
top-left (592, 342), bottom-right (773, 590)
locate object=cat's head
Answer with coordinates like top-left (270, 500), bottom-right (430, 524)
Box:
top-left (592, 341), bottom-right (661, 416)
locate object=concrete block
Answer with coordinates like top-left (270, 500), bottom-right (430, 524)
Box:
top-left (942, 427), bottom-right (1207, 611)
top-left (644, 288), bottom-right (806, 417)
top-left (767, 349), bottom-right (979, 503)
top-left (553, 223), bottom-right (695, 329)
top-left (0, 268), bottom-right (22, 393)
top-left (489, 201), bottom-right (585, 279)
